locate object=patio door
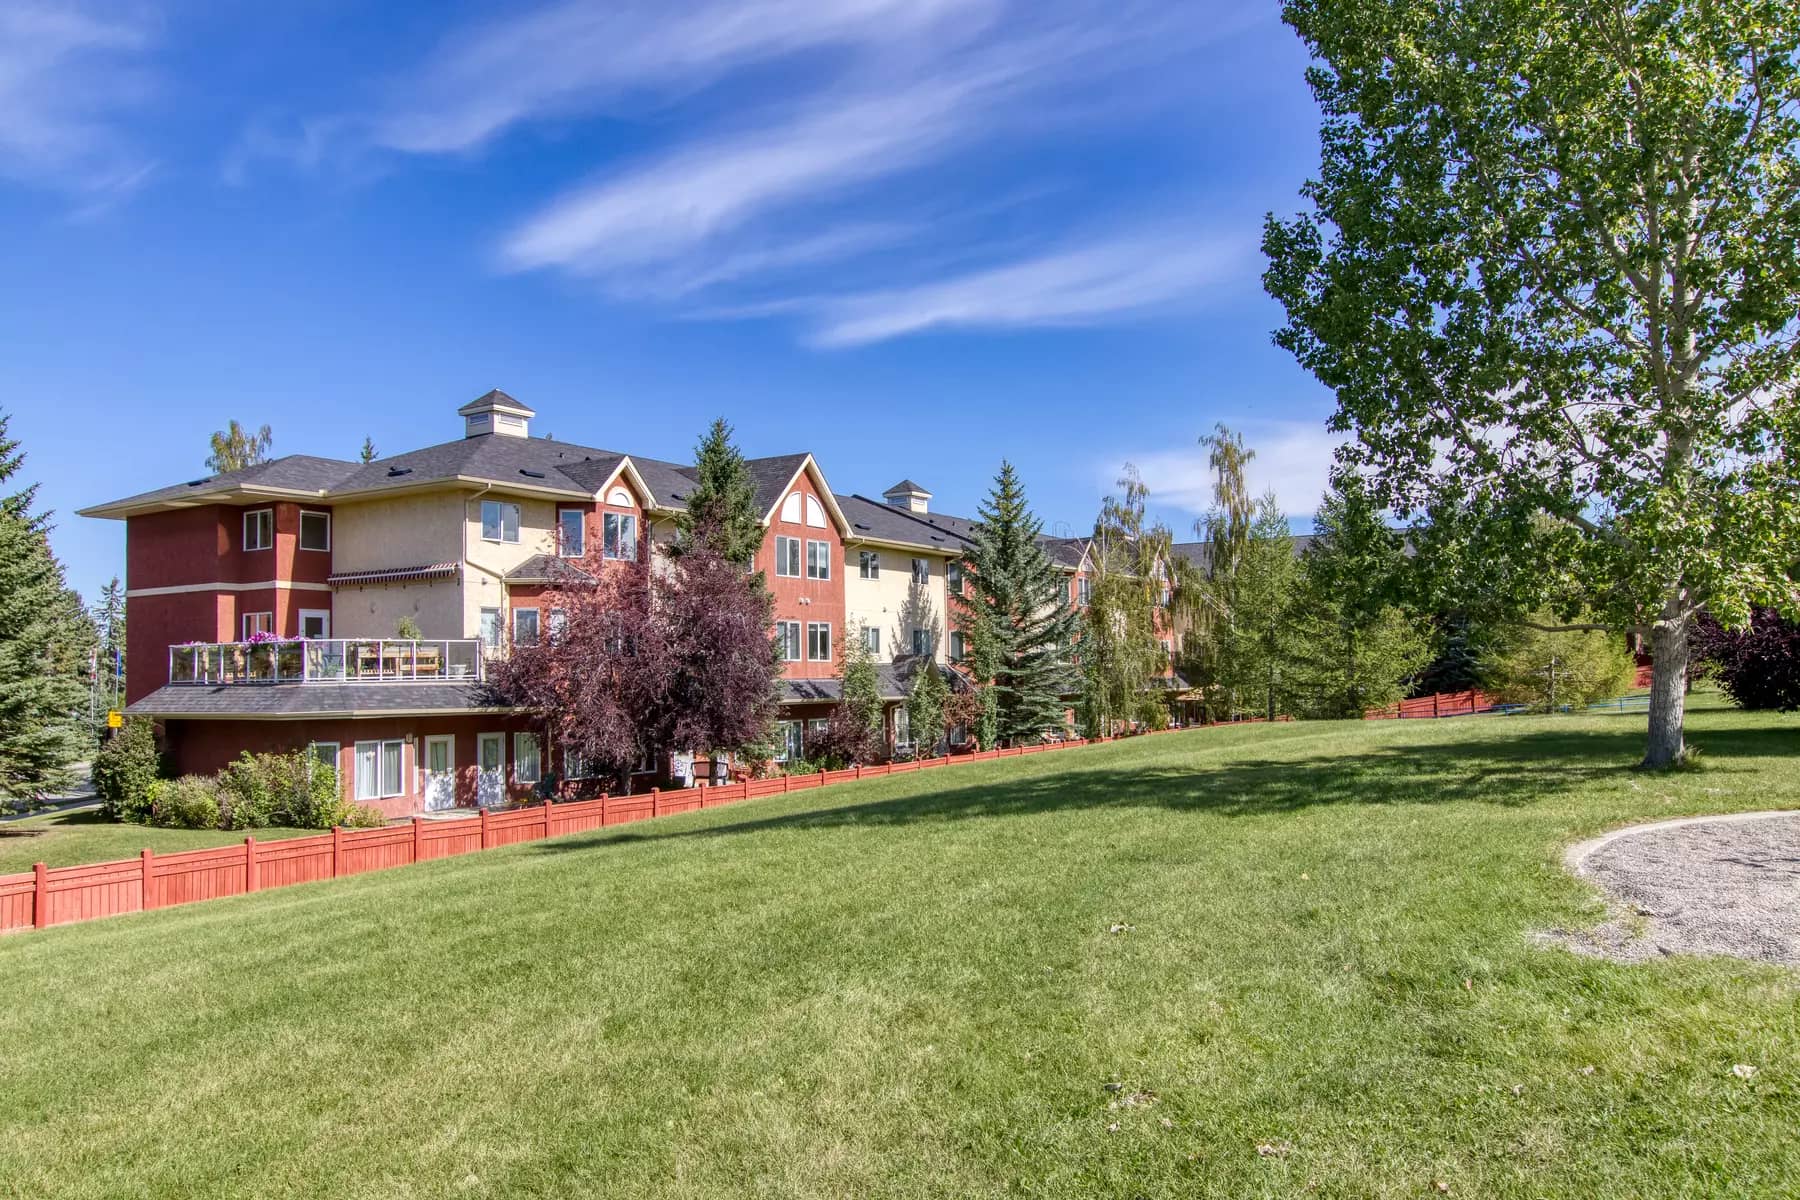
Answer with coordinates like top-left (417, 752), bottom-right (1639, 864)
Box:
top-left (476, 733), bottom-right (505, 809)
top-left (422, 735), bottom-right (457, 812)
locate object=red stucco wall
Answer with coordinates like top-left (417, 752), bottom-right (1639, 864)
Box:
top-left (759, 469), bottom-right (844, 681)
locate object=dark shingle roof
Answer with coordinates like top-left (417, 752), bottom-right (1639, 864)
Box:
top-left (836, 494), bottom-right (971, 552)
top-left (503, 555), bottom-right (595, 585)
top-left (1038, 536), bottom-right (1091, 570)
top-left (1170, 535), bottom-right (1317, 571)
top-left (128, 682), bottom-right (516, 719)
top-left (80, 454), bottom-right (363, 515)
top-left (744, 453), bottom-right (812, 517)
top-left (780, 661), bottom-right (956, 704)
top-left (457, 389), bottom-right (535, 416)
top-left (883, 479), bottom-right (930, 495)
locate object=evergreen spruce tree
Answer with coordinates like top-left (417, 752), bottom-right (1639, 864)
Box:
top-left (1283, 475), bottom-right (1430, 717)
top-left (0, 412), bottom-right (95, 802)
top-left (673, 418), bottom-right (764, 565)
top-left (955, 462), bottom-right (1079, 745)
top-left (359, 437), bottom-right (378, 463)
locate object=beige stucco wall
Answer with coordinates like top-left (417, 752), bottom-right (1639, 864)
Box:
top-left (330, 492), bottom-right (470, 639)
top-left (843, 543), bottom-right (950, 662)
top-left (460, 493), bottom-right (564, 637)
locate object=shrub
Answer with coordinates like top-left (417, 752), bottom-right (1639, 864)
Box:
top-left (92, 719), bottom-right (164, 823)
top-left (216, 753), bottom-right (281, 829)
top-left (150, 775), bottom-right (222, 829)
top-left (211, 750), bottom-right (349, 830)
top-left (343, 803), bottom-right (388, 828)
top-left (1482, 617), bottom-right (1637, 711)
top-left (1693, 609), bottom-right (1800, 712)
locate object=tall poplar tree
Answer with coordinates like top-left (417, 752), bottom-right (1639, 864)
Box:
top-left (1266, 0), bottom-right (1800, 766)
top-left (1080, 465), bottom-right (1171, 736)
top-left (955, 462), bottom-right (1079, 746)
top-left (206, 420), bottom-right (273, 474)
top-left (0, 413), bottom-right (94, 802)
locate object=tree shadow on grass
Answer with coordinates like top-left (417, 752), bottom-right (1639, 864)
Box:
top-left (531, 723), bottom-right (1794, 857)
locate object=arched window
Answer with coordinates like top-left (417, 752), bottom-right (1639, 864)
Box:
top-left (780, 492), bottom-right (803, 523)
top-left (804, 495), bottom-right (825, 528)
top-left (607, 487), bottom-right (632, 508)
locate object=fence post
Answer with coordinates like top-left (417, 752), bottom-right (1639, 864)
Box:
top-left (33, 862), bottom-right (47, 929)
top-left (245, 836), bottom-right (259, 893)
top-left (698, 781), bottom-right (708, 807)
top-left (332, 825), bottom-right (343, 877)
top-left (651, 787), bottom-right (661, 817)
top-left (479, 807), bottom-right (491, 850)
top-left (141, 848), bottom-right (155, 912)
top-left (856, 764), bottom-right (863, 781)
top-left (542, 800), bottom-right (552, 839)
top-left (1432, 693), bottom-right (1440, 719)
top-left (412, 816), bottom-right (424, 862)
top-left (783, 773), bottom-right (791, 794)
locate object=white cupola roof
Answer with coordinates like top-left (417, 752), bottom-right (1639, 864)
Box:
top-left (458, 389), bottom-right (536, 439)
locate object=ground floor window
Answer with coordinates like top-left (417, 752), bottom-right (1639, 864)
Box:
top-left (776, 720), bottom-right (803, 763)
top-left (308, 741), bottom-right (340, 772)
top-left (514, 733), bottom-right (542, 784)
top-left (807, 718), bottom-right (829, 749)
top-left (564, 745), bottom-right (592, 780)
top-left (893, 706), bottom-right (912, 751)
top-left (354, 740), bottom-right (404, 800)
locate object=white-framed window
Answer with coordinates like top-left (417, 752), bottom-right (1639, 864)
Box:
top-left (354, 740), bottom-right (405, 800)
top-left (947, 560), bottom-right (963, 592)
top-left (780, 493), bottom-right (803, 523)
top-left (603, 512), bottom-right (637, 560)
top-left (1077, 577), bottom-right (1093, 605)
top-left (559, 508), bottom-right (586, 558)
top-left (308, 742), bottom-right (339, 772)
top-left (479, 607), bottom-right (502, 651)
top-left (893, 706), bottom-right (912, 750)
top-left (513, 733), bottom-right (542, 785)
top-left (859, 550), bottom-right (880, 579)
top-left (635, 743), bottom-right (658, 775)
top-left (775, 620), bottom-right (802, 662)
top-left (807, 718), bottom-right (830, 741)
top-left (911, 557), bottom-right (929, 585)
top-left (607, 487), bottom-right (632, 507)
top-left (911, 627), bottom-right (930, 657)
top-left (548, 608), bottom-right (567, 643)
top-left (513, 607), bottom-right (540, 647)
top-left (776, 721), bottom-right (803, 763)
top-left (564, 745), bottom-right (592, 780)
top-left (804, 495), bottom-right (826, 528)
top-left (805, 539), bottom-right (831, 580)
top-left (299, 609), bottom-right (330, 639)
top-left (863, 626), bottom-right (880, 655)
top-left (949, 631), bottom-right (967, 663)
top-left (243, 508), bottom-right (273, 552)
top-left (774, 536), bottom-right (801, 577)
top-left (807, 622), bottom-right (831, 662)
top-left (481, 500), bottom-right (521, 544)
top-left (298, 510), bottom-right (331, 552)
top-left (242, 611), bottom-right (274, 640)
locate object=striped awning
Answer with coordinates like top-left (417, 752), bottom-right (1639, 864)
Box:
top-left (328, 562), bottom-right (459, 587)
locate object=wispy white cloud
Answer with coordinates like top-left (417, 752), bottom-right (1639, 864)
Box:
top-left (800, 231), bottom-right (1253, 346)
top-left (1124, 419), bottom-right (1348, 524)
top-left (374, 0), bottom-right (999, 155)
top-left (0, 3), bottom-right (158, 200)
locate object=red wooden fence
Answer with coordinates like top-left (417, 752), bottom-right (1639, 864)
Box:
top-left (1364, 688), bottom-right (1502, 721)
top-left (2, 729), bottom-right (1201, 936)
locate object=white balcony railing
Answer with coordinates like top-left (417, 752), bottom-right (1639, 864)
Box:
top-left (168, 639), bottom-right (484, 686)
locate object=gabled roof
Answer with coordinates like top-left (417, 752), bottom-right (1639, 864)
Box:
top-left (457, 389), bottom-right (536, 417)
top-left (1038, 536), bottom-right (1092, 571)
top-left (753, 453), bottom-right (852, 537)
top-left (503, 555), bottom-right (596, 586)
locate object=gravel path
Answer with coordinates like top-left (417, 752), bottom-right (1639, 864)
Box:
top-left (1550, 811), bottom-right (1800, 967)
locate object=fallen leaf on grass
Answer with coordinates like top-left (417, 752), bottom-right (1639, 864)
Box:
top-left (1256, 1141), bottom-right (1293, 1159)
top-left (1732, 1063), bottom-right (1758, 1080)
top-left (1109, 922), bottom-right (1135, 935)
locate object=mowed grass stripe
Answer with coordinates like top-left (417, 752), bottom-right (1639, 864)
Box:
top-left (3, 701), bottom-right (1796, 1199)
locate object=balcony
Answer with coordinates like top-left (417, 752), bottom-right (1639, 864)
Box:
top-left (168, 639), bottom-right (484, 686)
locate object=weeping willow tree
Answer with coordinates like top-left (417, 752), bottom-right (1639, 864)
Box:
top-left (1079, 466), bottom-right (1172, 736)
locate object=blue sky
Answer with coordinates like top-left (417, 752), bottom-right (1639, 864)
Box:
top-left (2, 1), bottom-right (1341, 603)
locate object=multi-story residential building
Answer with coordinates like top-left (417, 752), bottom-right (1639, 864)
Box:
top-left (82, 390), bottom-right (1132, 816)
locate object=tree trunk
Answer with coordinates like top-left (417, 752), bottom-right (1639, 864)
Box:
top-left (1643, 611), bottom-right (1690, 769)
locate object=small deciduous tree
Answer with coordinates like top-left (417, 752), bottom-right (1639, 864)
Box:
top-left (1483, 617), bottom-right (1637, 713)
top-left (813, 621), bottom-right (884, 766)
top-left (906, 657), bottom-right (949, 758)
top-left (1265, 0), bottom-right (1800, 765)
top-left (955, 462), bottom-right (1080, 746)
top-left (206, 420), bottom-right (273, 474)
top-left (1080, 465), bottom-right (1170, 737)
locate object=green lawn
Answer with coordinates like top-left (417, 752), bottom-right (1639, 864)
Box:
top-left (0, 808), bottom-right (318, 876)
top-left (3, 699), bottom-right (1797, 1199)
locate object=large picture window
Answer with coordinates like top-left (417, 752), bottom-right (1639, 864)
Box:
top-left (806, 540), bottom-right (831, 580)
top-left (481, 500), bottom-right (521, 544)
top-left (559, 509), bottom-right (585, 557)
top-left (354, 740), bottom-right (404, 800)
top-left (774, 536), bottom-right (801, 577)
top-left (243, 509), bottom-right (273, 552)
top-left (603, 512), bottom-right (637, 560)
top-left (807, 622), bottom-right (831, 662)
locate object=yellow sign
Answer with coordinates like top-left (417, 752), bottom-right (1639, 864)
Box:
top-left (106, 710), bottom-right (123, 729)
